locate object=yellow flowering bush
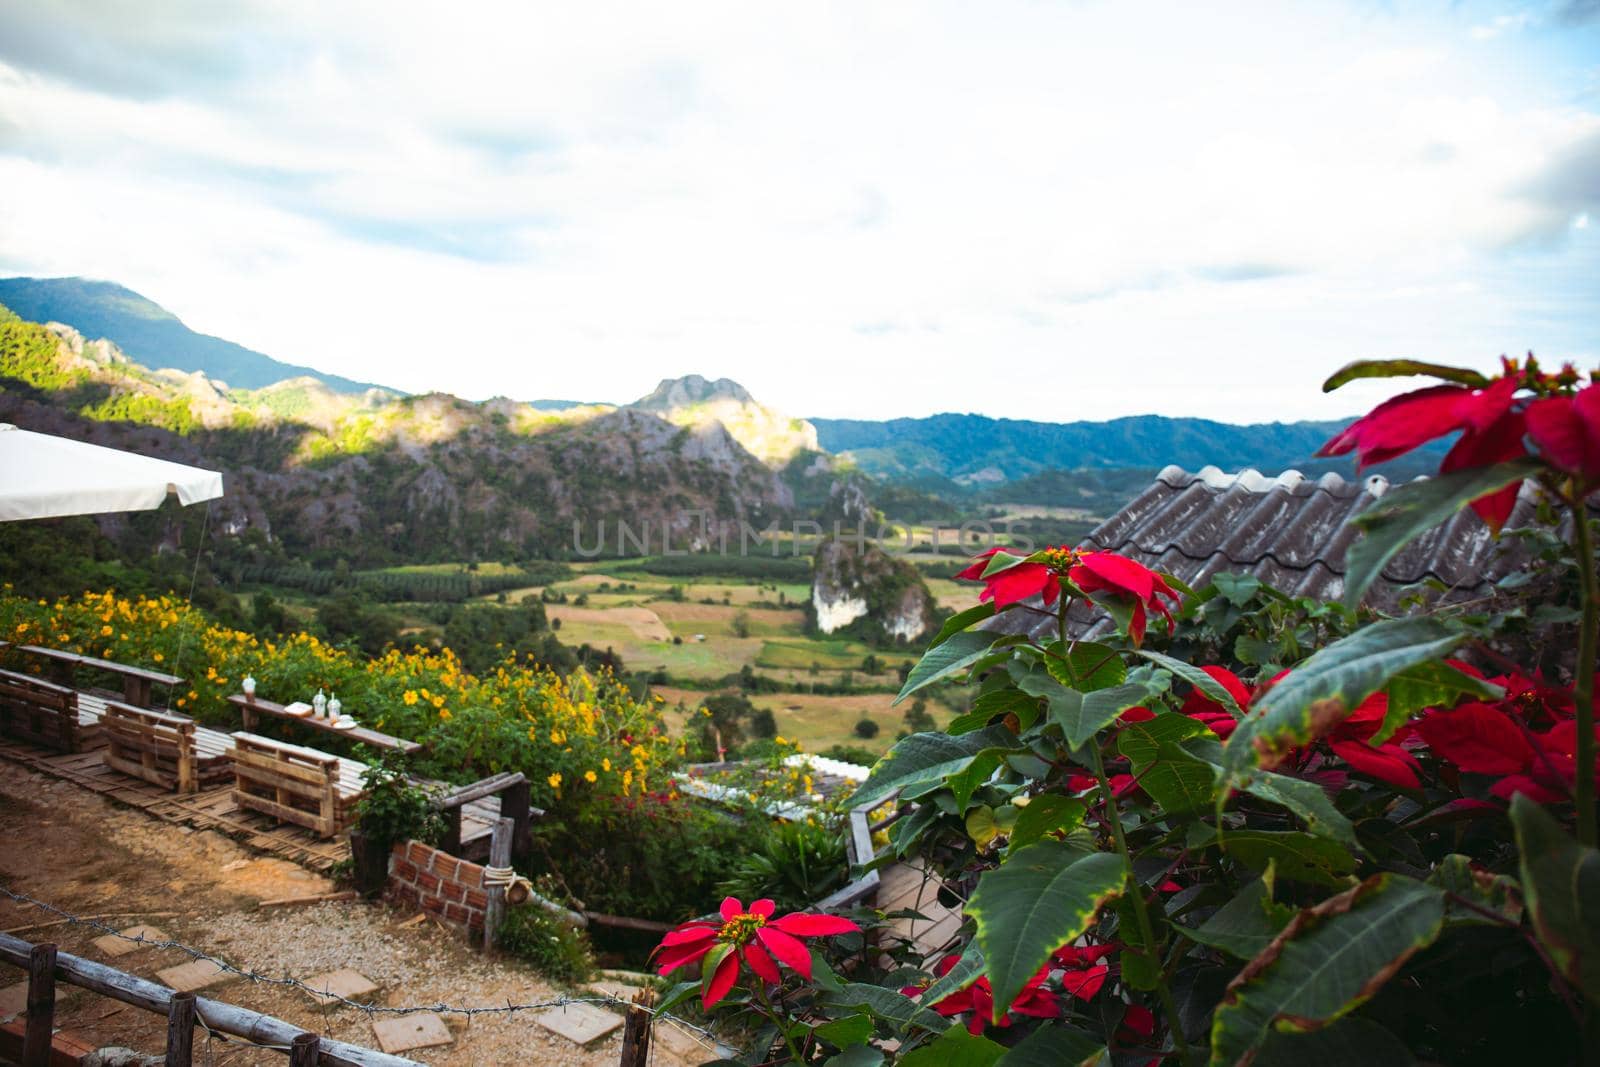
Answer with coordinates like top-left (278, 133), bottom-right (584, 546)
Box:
top-left (0, 590), bottom-right (679, 811)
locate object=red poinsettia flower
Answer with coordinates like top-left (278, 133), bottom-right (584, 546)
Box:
top-left (1179, 665), bottom-right (1253, 739)
top-left (1052, 942), bottom-right (1117, 1000)
top-left (956, 546), bottom-right (1179, 645)
top-left (905, 954), bottom-right (1059, 1035)
top-left (653, 897), bottom-right (860, 1009)
top-left (1526, 383), bottom-right (1600, 484)
top-left (955, 547), bottom-right (1059, 608)
top-left (1418, 697), bottom-right (1600, 805)
top-left (1318, 372), bottom-right (1531, 531)
top-left (1317, 375), bottom-right (1522, 470)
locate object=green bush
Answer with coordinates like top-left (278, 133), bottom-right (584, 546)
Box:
top-left (354, 752), bottom-right (445, 850)
top-left (498, 903), bottom-right (595, 984)
top-left (715, 820), bottom-right (849, 914)
top-left (852, 717), bottom-right (880, 739)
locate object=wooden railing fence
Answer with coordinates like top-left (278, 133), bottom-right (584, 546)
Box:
top-left (0, 931), bottom-right (419, 1067)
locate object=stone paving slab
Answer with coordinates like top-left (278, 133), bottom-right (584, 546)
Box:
top-left (154, 959), bottom-right (235, 993)
top-left (303, 968), bottom-right (379, 1006)
top-left (533, 1002), bottom-right (623, 1046)
top-left (372, 1013), bottom-right (453, 1053)
top-left (92, 924), bottom-right (168, 958)
top-left (0, 981), bottom-right (26, 1023)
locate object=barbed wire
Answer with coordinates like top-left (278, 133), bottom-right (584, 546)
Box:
top-left (0, 884), bottom-right (734, 1055)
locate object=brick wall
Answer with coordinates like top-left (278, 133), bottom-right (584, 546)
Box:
top-left (387, 840), bottom-right (490, 934)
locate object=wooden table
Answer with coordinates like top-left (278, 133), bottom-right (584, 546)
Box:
top-left (226, 694), bottom-right (422, 755)
top-left (2, 643), bottom-right (185, 707)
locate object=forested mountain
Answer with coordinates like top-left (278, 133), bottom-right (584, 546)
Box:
top-left (810, 412), bottom-right (1399, 483)
top-left (0, 277), bottom-right (387, 393)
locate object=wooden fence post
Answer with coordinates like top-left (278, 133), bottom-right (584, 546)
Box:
top-left (618, 989), bottom-right (653, 1067)
top-left (504, 777), bottom-right (532, 860)
top-left (290, 1031), bottom-right (321, 1066)
top-left (483, 817), bottom-right (512, 952)
top-left (23, 942), bottom-right (56, 1067)
top-left (165, 990), bottom-right (196, 1067)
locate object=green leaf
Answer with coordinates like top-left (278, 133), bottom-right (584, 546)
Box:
top-left (1187, 878), bottom-right (1295, 960)
top-left (967, 805), bottom-right (1000, 848)
top-left (897, 630), bottom-right (1010, 704)
top-left (1118, 721), bottom-right (1217, 815)
top-left (825, 1044), bottom-right (886, 1066)
top-left (1344, 458), bottom-right (1541, 607)
top-left (1212, 571), bottom-right (1263, 606)
top-left (1044, 640), bottom-right (1127, 691)
top-left (1428, 853), bottom-right (1522, 926)
top-left (898, 1025), bottom-right (1007, 1067)
top-left (815, 1013), bottom-right (875, 1049)
top-left (1116, 894), bottom-right (1160, 990)
top-left (1375, 660), bottom-right (1504, 744)
top-left (994, 1024), bottom-right (1105, 1066)
top-left (949, 689), bottom-right (1037, 735)
top-left (931, 602), bottom-right (999, 649)
top-left (1254, 1017), bottom-right (1415, 1067)
top-left (1510, 794), bottom-right (1600, 1005)
top-left (700, 942), bottom-right (734, 1004)
top-left (1134, 648), bottom-right (1245, 718)
top-left (1012, 666), bottom-right (1148, 748)
top-left (1233, 770), bottom-right (1359, 849)
top-left (948, 753), bottom-right (1003, 811)
top-left (1219, 618), bottom-right (1468, 786)
top-left (1321, 357), bottom-right (1490, 391)
top-left (1008, 795), bottom-right (1087, 852)
top-left (917, 942), bottom-right (985, 1007)
top-left (828, 983), bottom-right (951, 1035)
top-left (851, 725), bottom-right (1020, 809)
top-left (1201, 829), bottom-right (1357, 887)
top-left (654, 979), bottom-right (700, 1016)
top-left (1210, 874), bottom-right (1445, 1066)
top-left (968, 843), bottom-right (1126, 1023)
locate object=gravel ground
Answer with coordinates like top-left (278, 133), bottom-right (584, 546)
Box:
top-left (0, 767), bottom-right (716, 1066)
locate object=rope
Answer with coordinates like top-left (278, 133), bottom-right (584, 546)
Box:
top-left (165, 500), bottom-right (210, 714)
top-left (0, 884), bottom-right (734, 1053)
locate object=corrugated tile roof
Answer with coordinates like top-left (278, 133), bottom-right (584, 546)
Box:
top-left (998, 464), bottom-right (1554, 641)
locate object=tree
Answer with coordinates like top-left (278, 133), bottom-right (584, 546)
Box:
top-left (903, 697), bottom-right (935, 734)
top-left (853, 717), bottom-right (880, 739)
top-left (732, 611), bottom-right (752, 639)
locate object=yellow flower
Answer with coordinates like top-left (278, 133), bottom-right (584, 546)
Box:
top-left (152, 652), bottom-right (163, 662)
top-left (547, 773), bottom-right (562, 789)
top-left (439, 708), bottom-right (451, 720)
top-left (584, 770), bottom-right (598, 783)
top-left (100, 625), bottom-right (113, 636)
top-left (403, 690), bottom-right (418, 705)
top-left (601, 758), bottom-right (611, 772)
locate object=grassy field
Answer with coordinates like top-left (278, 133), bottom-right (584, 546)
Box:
top-left (655, 685), bottom-right (956, 758)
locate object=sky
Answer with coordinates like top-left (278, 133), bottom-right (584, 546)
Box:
top-left (0, 1), bottom-right (1596, 423)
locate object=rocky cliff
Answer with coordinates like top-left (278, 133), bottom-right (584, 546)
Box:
top-left (810, 537), bottom-right (939, 645)
top-left (630, 374), bottom-right (820, 467)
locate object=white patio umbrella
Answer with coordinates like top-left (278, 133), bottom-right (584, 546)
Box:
top-left (0, 423), bottom-right (224, 521)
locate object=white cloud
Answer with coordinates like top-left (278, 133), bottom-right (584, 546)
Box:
top-left (0, 0), bottom-right (1596, 422)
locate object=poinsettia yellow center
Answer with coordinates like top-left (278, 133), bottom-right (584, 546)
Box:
top-left (1039, 546), bottom-right (1082, 573)
top-left (718, 913), bottom-right (768, 944)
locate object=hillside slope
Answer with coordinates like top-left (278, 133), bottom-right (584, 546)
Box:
top-left (0, 277), bottom-right (388, 394)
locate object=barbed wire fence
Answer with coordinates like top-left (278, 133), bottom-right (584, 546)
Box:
top-left (0, 884), bottom-right (738, 1061)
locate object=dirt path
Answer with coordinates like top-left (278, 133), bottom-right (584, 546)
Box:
top-left (0, 768), bottom-right (714, 1065)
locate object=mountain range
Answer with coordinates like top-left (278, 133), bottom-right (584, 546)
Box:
top-left (0, 275), bottom-right (1434, 566)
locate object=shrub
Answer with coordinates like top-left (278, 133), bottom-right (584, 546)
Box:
top-left (852, 717), bottom-right (879, 739)
top-left (497, 902), bottom-right (595, 984)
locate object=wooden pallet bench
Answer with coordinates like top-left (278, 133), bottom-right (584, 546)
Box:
top-left (229, 732), bottom-right (366, 839)
top-left (0, 668), bottom-right (91, 754)
top-left (2, 642), bottom-right (184, 707)
top-left (100, 701), bottom-right (232, 794)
